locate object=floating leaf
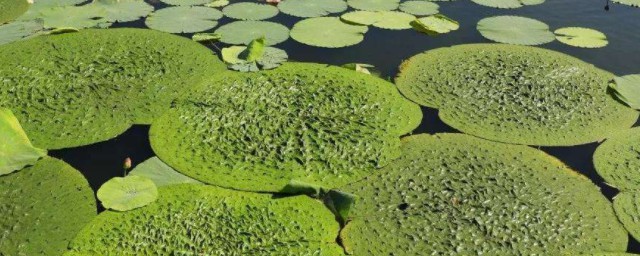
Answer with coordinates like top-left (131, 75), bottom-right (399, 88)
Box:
top-left (412, 14), bottom-right (459, 35)
top-left (0, 20), bottom-right (43, 45)
top-left (614, 192), bottom-right (640, 242)
top-left (240, 36), bottom-right (266, 62)
top-left (477, 15), bottom-right (555, 45)
top-left (205, 0), bottom-right (229, 7)
top-left (97, 175), bottom-right (158, 211)
top-left (611, 75), bottom-right (640, 109)
top-left (145, 6), bottom-right (222, 33)
top-left (278, 0), bottom-right (348, 18)
top-left (0, 0), bottom-right (30, 24)
top-left (594, 127), bottom-right (640, 192)
top-left (347, 0), bottom-right (400, 11)
top-left (342, 63), bottom-right (378, 75)
top-left (69, 184), bottom-right (342, 254)
top-left (222, 2), bottom-right (278, 20)
top-left (222, 44), bottom-right (288, 72)
top-left (48, 27), bottom-right (80, 34)
top-left (340, 134), bottom-right (628, 255)
top-left (0, 157), bottom-right (96, 256)
top-left (341, 11), bottom-right (415, 30)
top-left (37, 5), bottom-right (110, 29)
top-left (215, 20), bottom-right (289, 45)
top-left (128, 157), bottom-right (201, 187)
top-left (291, 17), bottom-right (368, 48)
top-left (91, 0), bottom-right (154, 23)
top-left (17, 0), bottom-right (86, 21)
top-left (159, 0), bottom-right (211, 6)
top-left (612, 0), bottom-right (640, 6)
top-left (192, 32), bottom-right (221, 42)
top-left (554, 27), bottom-right (608, 48)
top-left (150, 63), bottom-right (421, 192)
top-left (398, 1), bottom-right (439, 16)
top-left (395, 44), bottom-right (638, 146)
top-left (472, 0), bottom-right (544, 8)
top-left (0, 108), bottom-right (46, 175)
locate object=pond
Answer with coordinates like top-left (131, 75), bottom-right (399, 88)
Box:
top-left (3, 0), bottom-right (640, 254)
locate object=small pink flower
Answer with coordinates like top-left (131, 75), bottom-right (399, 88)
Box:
top-left (123, 157), bottom-right (132, 170)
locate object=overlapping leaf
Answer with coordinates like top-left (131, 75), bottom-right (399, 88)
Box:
top-left (291, 17), bottom-right (368, 48)
top-left (278, 0), bottom-right (348, 18)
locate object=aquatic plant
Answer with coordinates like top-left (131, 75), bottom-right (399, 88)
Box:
top-left (472, 0), bottom-right (544, 8)
top-left (614, 192), bottom-right (640, 242)
top-left (0, 108), bottom-right (46, 175)
top-left (221, 37), bottom-right (289, 72)
top-left (412, 14), bottom-right (459, 35)
top-left (129, 157), bottom-right (201, 187)
top-left (477, 16), bottom-right (555, 45)
top-left (340, 133), bottom-right (628, 255)
top-left (145, 6), bottom-right (222, 33)
top-left (0, 28), bottom-right (226, 149)
top-left (341, 11), bottom-right (416, 30)
top-left (399, 1), bottom-right (440, 15)
top-left (0, 20), bottom-right (43, 45)
top-left (278, 0), bottom-right (348, 18)
top-left (555, 27), bottom-right (609, 48)
top-left (594, 127), bottom-right (640, 190)
top-left (222, 2), bottom-right (279, 20)
top-left (0, 0), bottom-right (29, 24)
top-left (215, 20), bottom-right (290, 45)
top-left (150, 62), bottom-right (422, 192)
top-left (396, 44), bottom-right (638, 146)
top-left (611, 74), bottom-right (640, 109)
top-left (68, 184), bottom-right (342, 255)
top-left (291, 17), bottom-right (368, 48)
top-left (0, 157), bottom-right (96, 256)
top-left (97, 175), bottom-right (158, 211)
top-left (348, 0), bottom-right (400, 11)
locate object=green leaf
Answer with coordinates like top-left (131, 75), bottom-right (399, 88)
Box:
top-left (412, 14), bottom-right (459, 35)
top-left (48, 27), bottom-right (80, 34)
top-left (159, 0), bottom-right (211, 6)
top-left (221, 45), bottom-right (288, 72)
top-left (278, 0), bottom-right (347, 18)
top-left (554, 27), bottom-right (608, 48)
top-left (325, 189), bottom-right (356, 223)
top-left (191, 32), bottom-right (221, 42)
top-left (347, 0), bottom-right (400, 11)
top-left (472, 0), bottom-right (544, 8)
top-left (0, 0), bottom-right (30, 24)
top-left (239, 36), bottom-right (266, 62)
top-left (97, 175), bottom-right (159, 211)
top-left (477, 15), bottom-right (555, 45)
top-left (91, 0), bottom-right (154, 23)
top-left (281, 179), bottom-right (325, 197)
top-left (0, 108), bottom-right (47, 176)
top-left (205, 0), bottom-right (229, 7)
top-left (291, 17), bottom-right (368, 48)
top-left (17, 0), bottom-right (86, 21)
top-left (341, 11), bottom-right (415, 30)
top-left (145, 6), bottom-right (222, 33)
top-left (594, 127), bottom-right (640, 191)
top-left (341, 63), bottom-right (379, 76)
top-left (614, 192), bottom-right (640, 242)
top-left (613, 0), bottom-right (640, 6)
top-left (612, 75), bottom-right (640, 109)
top-left (0, 20), bottom-right (43, 46)
top-left (128, 157), bottom-right (202, 187)
top-left (222, 2), bottom-right (278, 21)
top-left (37, 5), bottom-right (111, 29)
top-left (398, 1), bottom-right (439, 16)
top-left (215, 20), bottom-right (289, 45)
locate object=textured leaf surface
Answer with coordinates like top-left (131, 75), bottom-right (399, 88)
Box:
top-left (97, 175), bottom-right (158, 211)
top-left (395, 44), bottom-right (638, 146)
top-left (69, 184), bottom-right (342, 255)
top-left (278, 0), bottom-right (348, 18)
top-left (612, 74), bottom-right (640, 109)
top-left (340, 133), bottom-right (628, 255)
top-left (150, 62), bottom-right (422, 192)
top-left (594, 127), bottom-right (640, 190)
top-left (129, 157), bottom-right (201, 187)
top-left (477, 15), bottom-right (555, 45)
top-left (347, 0), bottom-right (400, 11)
top-left (614, 192), bottom-right (640, 242)
top-left (412, 14), bottom-right (459, 34)
top-left (0, 157), bottom-right (96, 256)
top-left (0, 0), bottom-right (29, 24)
top-left (215, 21), bottom-right (289, 45)
top-left (0, 28), bottom-right (226, 149)
top-left (291, 17), bottom-right (368, 48)
top-left (145, 6), bottom-right (222, 33)
top-left (555, 27), bottom-right (608, 48)
top-left (223, 2), bottom-right (278, 20)
top-left (0, 108), bottom-right (46, 175)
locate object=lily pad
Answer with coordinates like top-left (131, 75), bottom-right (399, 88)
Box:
top-left (0, 0), bottom-right (30, 24)
top-left (0, 108), bottom-right (46, 176)
top-left (613, 0), bottom-right (640, 6)
top-left (0, 19), bottom-right (43, 45)
top-left (341, 11), bottom-right (415, 30)
top-left (0, 28), bottom-right (226, 149)
top-left (150, 62), bottom-right (422, 192)
top-left (97, 175), bottom-right (158, 211)
top-left (472, 0), bottom-right (544, 8)
top-left (36, 5), bottom-right (111, 29)
top-left (477, 15), bottom-right (555, 45)
top-left (594, 127), bottom-right (640, 190)
top-left (192, 32), bottom-right (221, 42)
top-left (278, 0), bottom-right (348, 18)
top-left (206, 0), bottom-right (229, 7)
top-left (146, 6), bottom-right (222, 33)
top-left (91, 0), bottom-right (154, 23)
top-left (611, 74), bottom-right (640, 109)
top-left (222, 45), bottom-right (288, 72)
top-left (0, 157), bottom-right (96, 256)
top-left (340, 133), bottom-right (628, 255)
top-left (68, 184), bottom-right (342, 255)
top-left (614, 192), bottom-right (640, 241)
top-left (17, 0), bottom-right (85, 21)
top-left (395, 44), bottom-right (638, 146)
top-left (398, 1), bottom-right (439, 16)
top-left (291, 17), bottom-right (368, 48)
top-left (347, 0), bottom-right (400, 11)
top-left (159, 0), bottom-right (211, 6)
top-left (555, 27), bottom-right (608, 48)
top-left (412, 14), bottom-right (459, 34)
top-left (215, 20), bottom-right (289, 45)
top-left (223, 2), bottom-right (278, 20)
top-left (128, 157), bottom-right (202, 187)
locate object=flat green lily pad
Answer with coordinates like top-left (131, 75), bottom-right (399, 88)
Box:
top-left (223, 2), bottom-right (278, 20)
top-left (128, 157), bottom-right (201, 187)
top-left (159, 0), bottom-right (211, 6)
top-left (0, 0), bottom-right (30, 24)
top-left (341, 11), bottom-right (416, 30)
top-left (291, 17), bottom-right (369, 48)
top-left (477, 15), bottom-right (555, 45)
top-left (472, 0), bottom-right (544, 8)
top-left (395, 44), bottom-right (638, 146)
top-left (340, 133), bottom-right (628, 255)
top-left (398, 1), bottom-right (439, 16)
top-left (0, 20), bottom-right (43, 45)
top-left (0, 108), bottom-right (46, 176)
top-left (146, 6), bottom-right (222, 33)
top-left (17, 0), bottom-right (85, 21)
top-left (412, 14), bottom-right (459, 34)
top-left (555, 27), bottom-right (608, 48)
top-left (611, 74), bottom-right (640, 109)
top-left (0, 28), bottom-right (226, 149)
top-left (68, 184), bottom-right (342, 255)
top-left (613, 0), bottom-right (640, 6)
top-left (215, 21), bottom-right (289, 45)
top-left (37, 5), bottom-right (111, 29)
top-left (0, 157), bottom-right (96, 256)
top-left (594, 127), bottom-right (640, 190)
top-left (278, 0), bottom-right (348, 18)
top-left (97, 175), bottom-right (158, 211)
top-left (92, 0), bottom-right (154, 23)
top-left (150, 62), bottom-right (422, 192)
top-left (347, 0), bottom-right (400, 11)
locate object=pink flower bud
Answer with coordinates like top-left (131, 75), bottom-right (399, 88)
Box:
top-left (123, 157), bottom-right (132, 170)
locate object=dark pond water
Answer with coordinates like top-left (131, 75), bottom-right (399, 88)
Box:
top-left (48, 0), bottom-right (640, 252)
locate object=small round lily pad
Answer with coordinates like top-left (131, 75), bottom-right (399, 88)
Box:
top-left (554, 27), bottom-right (608, 48)
top-left (278, 0), bottom-right (348, 18)
top-left (477, 15), bottom-right (555, 45)
top-left (398, 1), bottom-right (439, 16)
top-left (222, 2), bottom-right (278, 21)
top-left (92, 0), bottom-right (155, 23)
top-left (291, 17), bottom-right (369, 48)
top-left (97, 175), bottom-right (159, 211)
top-left (215, 20), bottom-right (289, 45)
top-left (341, 11), bottom-right (416, 30)
top-left (347, 0), bottom-right (400, 11)
top-left (145, 6), bottom-right (222, 33)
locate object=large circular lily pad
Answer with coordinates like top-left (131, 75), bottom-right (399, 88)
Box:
top-left (341, 11), bottom-right (416, 30)
top-left (215, 21), bottom-right (289, 45)
top-left (145, 6), bottom-right (222, 33)
top-left (340, 133), bottom-right (628, 255)
top-left (0, 0), bottom-right (30, 24)
top-left (395, 44), bottom-right (638, 146)
top-left (477, 15), bottom-right (555, 45)
top-left (594, 127), bottom-right (640, 191)
top-left (0, 157), bottom-right (96, 256)
top-left (222, 2), bottom-right (278, 20)
top-left (68, 184), bottom-right (342, 255)
top-left (291, 17), bottom-right (368, 48)
top-left (0, 28), bottom-right (226, 149)
top-left (347, 0), bottom-right (400, 11)
top-left (150, 62), bottom-right (422, 192)
top-left (278, 0), bottom-right (348, 18)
